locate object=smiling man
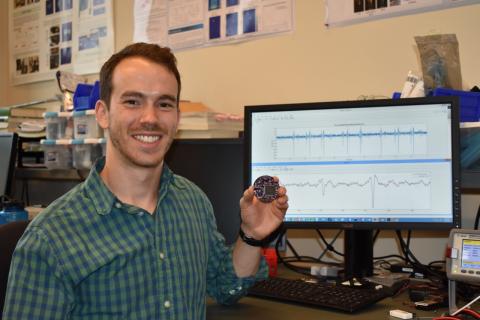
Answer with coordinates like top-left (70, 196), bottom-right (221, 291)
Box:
top-left (3, 43), bottom-right (288, 319)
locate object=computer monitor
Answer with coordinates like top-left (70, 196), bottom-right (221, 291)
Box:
top-left (165, 138), bottom-right (244, 245)
top-left (244, 97), bottom-right (461, 278)
top-left (0, 132), bottom-right (19, 198)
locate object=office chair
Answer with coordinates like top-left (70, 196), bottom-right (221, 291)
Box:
top-left (0, 220), bottom-right (29, 317)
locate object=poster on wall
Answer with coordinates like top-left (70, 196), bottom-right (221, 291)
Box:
top-left (9, 0), bottom-right (114, 85)
top-left (325, 0), bottom-right (480, 28)
top-left (134, 0), bottom-right (294, 51)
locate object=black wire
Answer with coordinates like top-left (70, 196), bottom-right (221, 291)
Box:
top-left (396, 230), bottom-right (417, 264)
top-left (285, 239), bottom-right (300, 259)
top-left (274, 229), bottom-right (314, 277)
top-left (374, 254), bottom-right (408, 261)
top-left (406, 230), bottom-right (412, 254)
top-left (395, 230), bottom-right (446, 285)
top-left (428, 260), bottom-right (446, 266)
top-left (475, 202), bottom-right (480, 230)
top-left (274, 228), bottom-right (343, 278)
top-left (315, 229), bottom-right (344, 256)
top-left (275, 228), bottom-right (451, 283)
top-left (282, 256), bottom-right (322, 263)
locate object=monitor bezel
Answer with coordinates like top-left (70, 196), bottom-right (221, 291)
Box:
top-left (0, 132), bottom-right (19, 198)
top-left (244, 96), bottom-right (461, 231)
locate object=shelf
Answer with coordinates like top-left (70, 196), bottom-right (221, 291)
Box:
top-left (14, 168), bottom-right (89, 181)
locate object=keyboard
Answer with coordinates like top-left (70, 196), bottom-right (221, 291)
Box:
top-left (248, 277), bottom-right (390, 313)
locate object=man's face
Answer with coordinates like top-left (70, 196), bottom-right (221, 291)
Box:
top-left (96, 57), bottom-right (179, 169)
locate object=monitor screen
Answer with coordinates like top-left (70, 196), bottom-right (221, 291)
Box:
top-left (0, 132), bottom-right (18, 198)
top-left (165, 138), bottom-right (244, 245)
top-left (244, 97), bottom-right (461, 277)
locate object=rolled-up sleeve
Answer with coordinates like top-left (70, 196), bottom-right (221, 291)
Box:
top-left (205, 208), bottom-right (268, 305)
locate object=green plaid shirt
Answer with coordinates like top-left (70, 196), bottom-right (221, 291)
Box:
top-left (3, 158), bottom-right (267, 319)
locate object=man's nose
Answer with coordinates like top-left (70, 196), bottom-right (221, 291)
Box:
top-left (140, 103), bottom-right (157, 124)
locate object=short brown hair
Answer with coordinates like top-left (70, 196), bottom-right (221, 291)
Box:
top-left (99, 43), bottom-right (181, 108)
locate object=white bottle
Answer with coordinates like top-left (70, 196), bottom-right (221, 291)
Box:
top-left (409, 80), bottom-right (425, 97)
top-left (400, 71), bottom-right (419, 98)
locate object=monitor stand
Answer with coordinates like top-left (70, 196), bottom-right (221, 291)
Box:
top-left (344, 230), bottom-right (374, 279)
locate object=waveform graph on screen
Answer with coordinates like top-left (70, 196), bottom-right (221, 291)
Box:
top-left (280, 172), bottom-right (432, 212)
top-left (274, 124), bottom-right (428, 160)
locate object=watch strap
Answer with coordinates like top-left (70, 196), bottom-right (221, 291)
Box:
top-left (239, 228), bottom-right (267, 247)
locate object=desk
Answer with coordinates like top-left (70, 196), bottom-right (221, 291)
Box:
top-left (206, 266), bottom-right (455, 320)
top-left (206, 294), bottom-right (446, 320)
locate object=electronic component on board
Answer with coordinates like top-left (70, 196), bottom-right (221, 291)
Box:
top-left (253, 175), bottom-right (279, 203)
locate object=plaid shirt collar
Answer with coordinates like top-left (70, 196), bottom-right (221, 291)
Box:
top-left (83, 157), bottom-right (174, 216)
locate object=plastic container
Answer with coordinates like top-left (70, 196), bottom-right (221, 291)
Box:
top-left (73, 83), bottom-right (94, 111)
top-left (73, 110), bottom-right (103, 139)
top-left (432, 88), bottom-right (480, 122)
top-left (41, 139), bottom-right (72, 169)
top-left (72, 138), bottom-right (106, 169)
top-left (89, 81), bottom-right (100, 109)
top-left (73, 81), bottom-right (100, 111)
top-left (0, 200), bottom-right (29, 225)
top-left (44, 111), bottom-right (73, 139)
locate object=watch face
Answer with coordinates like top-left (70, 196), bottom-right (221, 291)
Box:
top-left (253, 175), bottom-right (279, 203)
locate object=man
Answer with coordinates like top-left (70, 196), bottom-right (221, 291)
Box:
top-left (3, 43), bottom-right (288, 319)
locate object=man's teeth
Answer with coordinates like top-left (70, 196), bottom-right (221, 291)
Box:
top-left (134, 135), bottom-right (160, 143)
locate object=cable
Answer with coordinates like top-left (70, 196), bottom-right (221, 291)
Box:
top-left (475, 202), bottom-right (480, 230)
top-left (274, 228), bottom-right (342, 278)
top-left (285, 239), bottom-right (301, 260)
top-left (451, 295), bottom-right (480, 317)
top-left (374, 253), bottom-right (408, 262)
top-left (406, 230), bottom-right (412, 262)
top-left (458, 307), bottom-right (480, 319)
top-left (395, 230), bottom-right (447, 285)
top-left (274, 229), bottom-right (313, 277)
top-left (315, 229), bottom-right (344, 257)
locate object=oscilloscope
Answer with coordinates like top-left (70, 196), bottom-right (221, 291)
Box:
top-left (244, 96), bottom-right (461, 278)
top-left (447, 228), bottom-right (480, 283)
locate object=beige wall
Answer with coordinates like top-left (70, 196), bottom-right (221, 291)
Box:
top-left (2, 1), bottom-right (480, 112)
top-left (0, 2), bottom-right (8, 107)
top-left (1, 1), bottom-right (480, 262)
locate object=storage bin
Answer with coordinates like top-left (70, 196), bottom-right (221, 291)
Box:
top-left (41, 139), bottom-right (72, 169)
top-left (73, 110), bottom-right (103, 139)
top-left (72, 138), bottom-right (106, 169)
top-left (73, 83), bottom-right (94, 111)
top-left (44, 111), bottom-right (73, 139)
top-left (73, 81), bottom-right (100, 111)
top-left (432, 88), bottom-right (480, 122)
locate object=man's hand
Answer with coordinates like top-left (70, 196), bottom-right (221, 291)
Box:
top-left (239, 177), bottom-right (288, 240)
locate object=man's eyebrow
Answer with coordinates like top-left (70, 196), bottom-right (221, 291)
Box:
top-left (120, 91), bottom-right (145, 99)
top-left (157, 94), bottom-right (177, 103)
top-left (119, 92), bottom-right (177, 103)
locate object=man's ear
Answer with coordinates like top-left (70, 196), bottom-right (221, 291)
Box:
top-left (95, 99), bottom-right (109, 129)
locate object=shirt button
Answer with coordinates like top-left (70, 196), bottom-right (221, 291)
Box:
top-left (229, 289), bottom-right (236, 295)
top-left (138, 211), bottom-right (144, 217)
top-left (115, 202), bottom-right (122, 209)
top-left (159, 252), bottom-right (165, 260)
top-left (164, 300), bottom-right (171, 308)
